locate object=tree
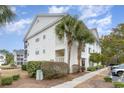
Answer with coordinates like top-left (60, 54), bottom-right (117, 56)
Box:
top-left (73, 21), bottom-right (95, 71)
top-left (55, 15), bottom-right (77, 72)
top-left (0, 5), bottom-right (15, 26)
top-left (0, 49), bottom-right (14, 64)
top-left (90, 53), bottom-right (101, 66)
top-left (100, 23), bottom-right (124, 65)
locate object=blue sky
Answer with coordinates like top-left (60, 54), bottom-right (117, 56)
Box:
top-left (0, 5), bottom-right (124, 52)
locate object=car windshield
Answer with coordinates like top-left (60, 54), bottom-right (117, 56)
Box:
top-left (118, 64), bottom-right (124, 68)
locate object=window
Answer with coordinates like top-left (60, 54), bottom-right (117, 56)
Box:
top-left (43, 49), bottom-right (45, 54)
top-left (35, 38), bottom-right (40, 42)
top-left (35, 50), bottom-right (39, 55)
top-left (27, 42), bottom-right (29, 46)
top-left (17, 55), bottom-right (20, 57)
top-left (43, 35), bottom-right (46, 39)
top-left (89, 48), bottom-right (91, 53)
top-left (93, 50), bottom-right (95, 53)
top-left (0, 56), bottom-right (4, 59)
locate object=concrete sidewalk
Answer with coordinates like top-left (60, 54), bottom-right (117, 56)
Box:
top-left (51, 67), bottom-right (108, 88)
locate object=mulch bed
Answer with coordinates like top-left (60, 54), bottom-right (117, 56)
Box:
top-left (0, 69), bottom-right (87, 88)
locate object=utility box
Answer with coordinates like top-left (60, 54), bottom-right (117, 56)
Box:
top-left (36, 70), bottom-right (43, 80)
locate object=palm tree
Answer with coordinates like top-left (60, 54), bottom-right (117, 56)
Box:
top-left (55, 15), bottom-right (77, 72)
top-left (73, 21), bottom-right (95, 71)
top-left (0, 5), bottom-right (15, 25)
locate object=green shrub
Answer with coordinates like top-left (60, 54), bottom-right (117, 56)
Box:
top-left (12, 74), bottom-right (20, 81)
top-left (27, 61), bottom-right (69, 79)
top-left (1, 77), bottom-right (13, 85)
top-left (41, 62), bottom-right (69, 79)
top-left (87, 67), bottom-right (96, 71)
top-left (21, 64), bottom-right (27, 71)
top-left (95, 65), bottom-right (103, 70)
top-left (10, 64), bottom-right (17, 68)
top-left (113, 82), bottom-right (124, 88)
top-left (27, 61), bottom-right (42, 77)
top-left (104, 76), bottom-right (112, 82)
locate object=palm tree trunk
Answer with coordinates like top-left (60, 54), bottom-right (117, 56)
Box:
top-left (77, 41), bottom-right (83, 72)
top-left (67, 34), bottom-right (72, 73)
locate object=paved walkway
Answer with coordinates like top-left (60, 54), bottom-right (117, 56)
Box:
top-left (51, 67), bottom-right (108, 88)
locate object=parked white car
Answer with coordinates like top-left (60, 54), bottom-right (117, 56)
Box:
top-left (112, 64), bottom-right (124, 76)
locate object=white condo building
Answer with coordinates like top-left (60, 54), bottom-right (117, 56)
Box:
top-left (24, 14), bottom-right (101, 72)
top-left (13, 49), bottom-right (26, 65)
top-left (0, 53), bottom-right (6, 65)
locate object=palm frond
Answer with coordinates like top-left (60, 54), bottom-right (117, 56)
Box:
top-left (0, 5), bottom-right (15, 26)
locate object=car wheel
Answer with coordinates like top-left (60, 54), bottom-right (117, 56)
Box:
top-left (117, 71), bottom-right (123, 77)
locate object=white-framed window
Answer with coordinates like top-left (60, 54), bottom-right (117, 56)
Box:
top-left (89, 48), bottom-right (91, 53)
top-left (35, 38), bottom-right (40, 42)
top-left (43, 49), bottom-right (45, 54)
top-left (35, 50), bottom-right (39, 55)
top-left (43, 35), bottom-right (46, 39)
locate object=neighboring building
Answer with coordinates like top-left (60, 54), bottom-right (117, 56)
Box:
top-left (13, 49), bottom-right (26, 65)
top-left (24, 14), bottom-right (101, 72)
top-left (82, 28), bottom-right (101, 68)
top-left (0, 53), bottom-right (6, 65)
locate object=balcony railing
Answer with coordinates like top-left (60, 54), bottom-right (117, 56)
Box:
top-left (55, 56), bottom-right (64, 62)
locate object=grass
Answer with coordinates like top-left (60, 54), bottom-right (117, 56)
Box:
top-left (113, 82), bottom-right (124, 88)
top-left (0, 69), bottom-right (21, 86)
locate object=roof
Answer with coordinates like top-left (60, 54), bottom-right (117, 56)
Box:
top-left (90, 28), bottom-right (100, 44)
top-left (13, 49), bottom-right (25, 54)
top-left (24, 13), bottom-right (67, 41)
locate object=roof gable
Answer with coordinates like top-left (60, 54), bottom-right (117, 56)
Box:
top-left (24, 14), bottom-right (66, 40)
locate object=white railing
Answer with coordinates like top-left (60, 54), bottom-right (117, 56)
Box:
top-left (56, 56), bottom-right (64, 62)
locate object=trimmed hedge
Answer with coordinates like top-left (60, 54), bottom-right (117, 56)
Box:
top-left (104, 76), bottom-right (112, 82)
top-left (87, 67), bottom-right (96, 71)
top-left (1, 77), bottom-right (13, 85)
top-left (27, 61), bottom-right (69, 79)
top-left (113, 82), bottom-right (124, 88)
top-left (27, 61), bottom-right (42, 77)
top-left (87, 65), bottom-right (103, 71)
top-left (12, 74), bottom-right (20, 81)
top-left (21, 64), bottom-right (27, 71)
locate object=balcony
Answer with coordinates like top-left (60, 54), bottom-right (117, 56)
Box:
top-left (55, 49), bottom-right (65, 62)
top-left (55, 56), bottom-right (64, 62)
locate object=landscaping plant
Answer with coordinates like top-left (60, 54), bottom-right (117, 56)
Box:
top-left (104, 76), bottom-right (112, 82)
top-left (1, 76), bottom-right (13, 85)
top-left (27, 61), bottom-right (69, 79)
top-left (27, 61), bottom-right (41, 77)
top-left (113, 82), bottom-right (124, 88)
top-left (87, 67), bottom-right (96, 71)
top-left (12, 74), bottom-right (20, 81)
top-left (21, 64), bottom-right (27, 71)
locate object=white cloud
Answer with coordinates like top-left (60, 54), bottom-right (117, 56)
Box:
top-left (4, 18), bottom-right (32, 35)
top-left (78, 5), bottom-right (113, 36)
top-left (79, 5), bottom-right (112, 20)
top-left (11, 6), bottom-right (16, 13)
top-left (87, 14), bottom-right (112, 28)
top-left (48, 6), bottom-right (70, 13)
top-left (97, 15), bottom-right (112, 27)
